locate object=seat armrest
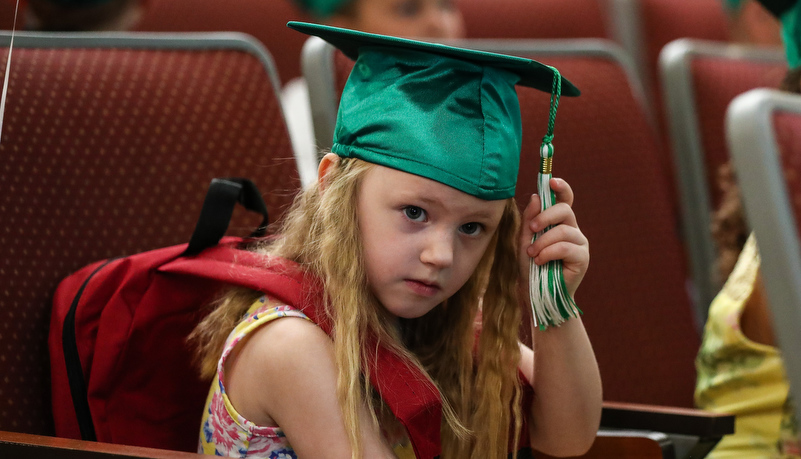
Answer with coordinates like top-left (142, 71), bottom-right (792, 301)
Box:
top-left (0, 430), bottom-right (207, 458)
top-left (601, 401), bottom-right (735, 437)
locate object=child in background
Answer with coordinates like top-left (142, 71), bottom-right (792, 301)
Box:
top-left (192, 22), bottom-right (601, 459)
top-left (696, 1), bottom-right (801, 456)
top-left (294, 0), bottom-right (465, 39)
top-left (22, 0), bottom-right (143, 31)
top-left (283, 0), bottom-right (466, 186)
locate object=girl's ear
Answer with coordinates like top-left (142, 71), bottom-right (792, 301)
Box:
top-left (317, 152), bottom-right (340, 192)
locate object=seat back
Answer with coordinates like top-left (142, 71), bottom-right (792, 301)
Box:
top-left (457, 0), bottom-right (613, 40)
top-left (136, 0), bottom-right (312, 85)
top-left (660, 39), bottom-right (786, 319)
top-left (0, 31), bottom-right (299, 436)
top-left (727, 88), bottom-right (801, 428)
top-left (305, 37), bottom-right (700, 407)
top-left (611, 0), bottom-right (730, 98)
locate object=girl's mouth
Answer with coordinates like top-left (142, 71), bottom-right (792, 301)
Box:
top-left (405, 279), bottom-right (440, 297)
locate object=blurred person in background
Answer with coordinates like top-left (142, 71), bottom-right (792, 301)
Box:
top-left (14, 0), bottom-right (144, 31)
top-left (284, 0), bottom-right (466, 186)
top-left (723, 0), bottom-right (782, 45)
top-left (696, 1), bottom-right (801, 457)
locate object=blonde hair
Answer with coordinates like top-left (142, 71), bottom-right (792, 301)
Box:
top-left (191, 157), bottom-right (524, 459)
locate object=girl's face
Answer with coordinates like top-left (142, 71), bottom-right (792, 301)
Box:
top-left (356, 164), bottom-right (505, 319)
top-left (330, 0), bottom-right (466, 39)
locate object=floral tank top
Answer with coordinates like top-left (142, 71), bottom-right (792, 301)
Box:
top-left (198, 295), bottom-right (416, 458)
top-left (696, 235), bottom-right (800, 458)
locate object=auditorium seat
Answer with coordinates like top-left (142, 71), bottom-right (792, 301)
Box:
top-left (136, 0), bottom-right (312, 85)
top-left (727, 87), bottom-right (801, 431)
top-left (0, 31), bottom-right (299, 439)
top-left (660, 39), bottom-right (785, 320)
top-left (611, 0), bottom-right (730, 100)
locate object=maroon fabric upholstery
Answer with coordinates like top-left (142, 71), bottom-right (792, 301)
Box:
top-left (457, 0), bottom-right (611, 40)
top-left (641, 0), bottom-right (729, 82)
top-left (640, 0), bottom-right (731, 148)
top-left (775, 111), bottom-right (801, 231)
top-left (0, 44), bottom-right (299, 436)
top-left (135, 0), bottom-right (312, 85)
top-left (692, 56), bottom-right (787, 209)
top-left (332, 51), bottom-right (699, 407)
top-left (0, 0), bottom-right (312, 85)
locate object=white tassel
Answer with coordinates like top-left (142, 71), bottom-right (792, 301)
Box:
top-left (528, 142), bottom-right (580, 330)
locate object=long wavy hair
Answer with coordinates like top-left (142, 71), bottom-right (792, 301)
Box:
top-left (190, 157), bottom-right (524, 459)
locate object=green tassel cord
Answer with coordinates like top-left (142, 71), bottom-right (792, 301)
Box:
top-left (528, 67), bottom-right (581, 330)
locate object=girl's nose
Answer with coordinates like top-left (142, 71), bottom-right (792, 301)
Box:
top-left (420, 230), bottom-right (454, 268)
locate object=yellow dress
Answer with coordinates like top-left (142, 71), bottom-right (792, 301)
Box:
top-left (696, 235), bottom-right (800, 458)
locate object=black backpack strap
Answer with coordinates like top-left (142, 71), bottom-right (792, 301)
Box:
top-left (184, 178), bottom-right (269, 256)
top-left (63, 258), bottom-right (119, 441)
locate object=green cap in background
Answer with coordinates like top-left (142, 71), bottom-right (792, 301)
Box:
top-left (287, 21), bottom-right (578, 201)
top-left (292, 0), bottom-right (352, 18)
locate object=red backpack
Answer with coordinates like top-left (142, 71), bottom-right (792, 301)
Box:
top-left (48, 178), bottom-right (445, 458)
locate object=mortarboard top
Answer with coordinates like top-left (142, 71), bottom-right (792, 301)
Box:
top-left (288, 21), bottom-right (579, 201)
top-left (288, 21), bottom-right (579, 97)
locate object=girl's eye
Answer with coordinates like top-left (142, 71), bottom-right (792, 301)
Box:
top-left (460, 222), bottom-right (483, 236)
top-left (403, 206), bottom-right (426, 222)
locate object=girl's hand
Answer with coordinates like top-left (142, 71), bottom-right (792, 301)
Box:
top-left (518, 178), bottom-right (589, 297)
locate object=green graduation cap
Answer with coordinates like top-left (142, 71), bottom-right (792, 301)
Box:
top-left (289, 21), bottom-right (578, 200)
top-left (288, 21), bottom-right (581, 328)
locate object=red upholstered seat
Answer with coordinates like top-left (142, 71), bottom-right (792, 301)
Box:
top-left (0, 33), bottom-right (299, 436)
top-left (776, 112), bottom-right (801, 230)
top-left (320, 40), bottom-right (698, 408)
top-left (661, 39), bottom-right (786, 314)
top-left (140, 0), bottom-right (312, 85)
top-left (613, 0), bottom-right (731, 147)
top-left (0, 0), bottom-right (311, 85)
top-left (640, 0), bottom-right (729, 84)
top-left (680, 46), bottom-right (785, 209)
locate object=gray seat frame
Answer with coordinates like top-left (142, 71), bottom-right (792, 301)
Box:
top-left (727, 87), bottom-right (801, 429)
top-left (659, 38), bottom-right (784, 322)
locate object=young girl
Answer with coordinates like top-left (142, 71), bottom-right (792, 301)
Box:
top-left (192, 22), bottom-right (602, 459)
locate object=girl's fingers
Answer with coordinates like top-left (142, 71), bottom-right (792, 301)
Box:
top-left (530, 202), bottom-right (578, 233)
top-left (531, 241), bottom-right (589, 267)
top-left (549, 177), bottom-right (574, 207)
top-left (523, 193), bottom-right (541, 221)
top-left (519, 194), bottom-right (541, 245)
top-left (526, 225), bottom-right (588, 259)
